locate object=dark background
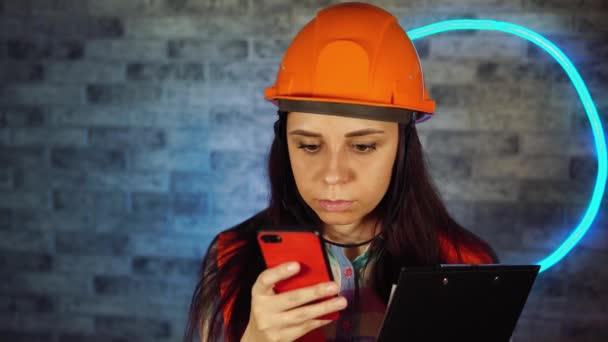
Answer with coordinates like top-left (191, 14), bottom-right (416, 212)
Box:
top-left (0, 0), bottom-right (607, 341)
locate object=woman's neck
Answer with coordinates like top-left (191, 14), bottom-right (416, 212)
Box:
top-left (321, 217), bottom-right (381, 262)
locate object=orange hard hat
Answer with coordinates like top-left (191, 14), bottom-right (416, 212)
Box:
top-left (264, 2), bottom-right (435, 124)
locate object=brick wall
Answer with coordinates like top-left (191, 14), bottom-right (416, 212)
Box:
top-left (0, 0), bottom-right (606, 341)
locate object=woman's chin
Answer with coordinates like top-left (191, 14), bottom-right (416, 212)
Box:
top-left (316, 211), bottom-right (358, 224)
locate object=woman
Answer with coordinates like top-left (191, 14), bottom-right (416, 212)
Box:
top-left (185, 2), bottom-right (499, 342)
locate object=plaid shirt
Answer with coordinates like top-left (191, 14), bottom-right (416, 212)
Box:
top-left (320, 242), bottom-right (386, 341)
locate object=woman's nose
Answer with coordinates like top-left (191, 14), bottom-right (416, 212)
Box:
top-left (323, 150), bottom-right (350, 185)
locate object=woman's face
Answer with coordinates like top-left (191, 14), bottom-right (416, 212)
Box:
top-left (286, 111), bottom-right (399, 227)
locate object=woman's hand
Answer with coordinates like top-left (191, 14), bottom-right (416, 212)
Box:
top-left (241, 261), bottom-right (347, 342)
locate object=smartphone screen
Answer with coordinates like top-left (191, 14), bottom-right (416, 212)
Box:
top-left (257, 228), bottom-right (340, 320)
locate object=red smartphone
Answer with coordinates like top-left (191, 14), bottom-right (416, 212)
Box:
top-left (257, 228), bottom-right (340, 321)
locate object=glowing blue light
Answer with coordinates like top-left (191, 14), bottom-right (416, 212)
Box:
top-left (408, 20), bottom-right (607, 273)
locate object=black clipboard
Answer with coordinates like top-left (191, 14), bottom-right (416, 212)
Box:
top-left (377, 264), bottom-right (540, 342)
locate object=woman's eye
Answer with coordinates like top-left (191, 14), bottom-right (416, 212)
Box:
top-left (353, 144), bottom-right (377, 153)
top-left (297, 144), bottom-right (320, 153)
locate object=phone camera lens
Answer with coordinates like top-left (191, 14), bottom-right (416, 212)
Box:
top-left (261, 234), bottom-right (282, 243)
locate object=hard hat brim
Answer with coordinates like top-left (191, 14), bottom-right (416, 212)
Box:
top-left (268, 96), bottom-right (434, 124)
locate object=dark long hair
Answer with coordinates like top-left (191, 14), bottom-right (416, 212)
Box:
top-left (184, 110), bottom-right (499, 342)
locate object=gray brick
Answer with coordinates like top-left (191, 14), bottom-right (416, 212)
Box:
top-left (521, 223), bottom-right (575, 250)
top-left (88, 0), bottom-right (248, 16)
top-left (94, 213), bottom-right (169, 233)
top-left (0, 128), bottom-right (9, 145)
top-left (57, 333), bottom-right (129, 342)
top-left (131, 232), bottom-right (210, 258)
top-left (53, 254), bottom-right (131, 276)
top-left (52, 189), bottom-right (127, 213)
top-left (206, 83), bottom-right (260, 107)
top-left (132, 255), bottom-right (199, 278)
top-left (94, 275), bottom-right (168, 297)
top-left (56, 294), bottom-right (189, 319)
top-left (86, 83), bottom-right (163, 105)
top-left (490, 13), bottom-right (577, 34)
top-left (472, 155), bottom-right (569, 179)
top-left (90, 82), bottom-right (207, 106)
top-left (55, 231), bottom-right (131, 255)
top-left (425, 131), bottom-right (519, 156)
top-left (434, 178), bottom-right (519, 201)
top-left (0, 190), bottom-right (48, 209)
top-left (0, 312), bottom-right (95, 335)
top-left (17, 16), bottom-right (123, 39)
top-left (164, 128), bottom-right (209, 150)
top-left (562, 319), bottom-right (608, 341)
top-left (0, 330), bottom-right (52, 342)
top-left (85, 39), bottom-right (169, 62)
top-left (512, 317), bottom-right (563, 341)
top-left (27, 0), bottom-right (88, 15)
top-left (426, 155), bottom-right (472, 179)
top-left (51, 147), bottom-right (126, 171)
top-left (170, 214), bottom-right (228, 235)
top-left (11, 208), bottom-right (94, 232)
top-left (0, 62), bottom-right (43, 82)
top-left (0, 208), bottom-right (10, 229)
top-left (131, 192), bottom-right (170, 215)
top-left (524, 0), bottom-right (608, 10)
top-left (443, 201), bottom-right (474, 227)
top-left (47, 170), bottom-right (170, 192)
top-left (475, 61), bottom-right (570, 83)
top-left (126, 62), bottom-right (204, 81)
top-left (207, 105), bottom-right (275, 151)
top-left (471, 103), bottom-right (572, 132)
top-left (12, 128), bottom-right (87, 147)
top-left (170, 170), bottom-right (249, 193)
top-left (0, 251), bottom-right (52, 272)
top-left (0, 293), bottom-right (53, 313)
top-left (45, 61), bottom-right (126, 83)
top-left (209, 61), bottom-right (277, 83)
top-left (428, 33), bottom-right (527, 59)
top-left (428, 84), bottom-right (475, 107)
top-left (1, 147), bottom-right (47, 173)
top-left (127, 14), bottom-right (290, 39)
top-left (130, 148), bottom-right (210, 172)
top-left (94, 315), bottom-right (171, 339)
top-left (88, 127), bottom-right (166, 150)
top-left (210, 150), bottom-right (265, 171)
top-left (569, 156), bottom-right (598, 180)
top-left (48, 105), bottom-right (132, 127)
top-left (172, 192), bottom-right (207, 215)
top-left (250, 9), bottom-right (294, 36)
top-left (0, 167), bottom-right (12, 190)
top-left (0, 84), bottom-right (84, 105)
top-left (520, 132), bottom-right (596, 156)
top-left (0, 229), bottom-right (53, 253)
top-left (0, 272), bottom-right (93, 297)
top-left (519, 179), bottom-right (593, 203)
top-left (253, 39), bottom-right (290, 59)
top-left (0, 106), bottom-right (45, 127)
top-left (7, 39), bottom-right (84, 60)
top-left (168, 39), bottom-right (248, 61)
top-left (576, 12), bottom-right (608, 33)
top-left (129, 105), bottom-right (208, 128)
top-left (422, 60), bottom-right (476, 85)
top-left (472, 202), bottom-right (520, 228)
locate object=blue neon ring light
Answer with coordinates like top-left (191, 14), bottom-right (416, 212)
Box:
top-left (407, 20), bottom-right (607, 273)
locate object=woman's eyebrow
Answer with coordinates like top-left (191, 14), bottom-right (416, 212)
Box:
top-left (288, 128), bottom-right (385, 138)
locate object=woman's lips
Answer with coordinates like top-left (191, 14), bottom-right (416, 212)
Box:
top-left (318, 200), bottom-right (354, 212)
